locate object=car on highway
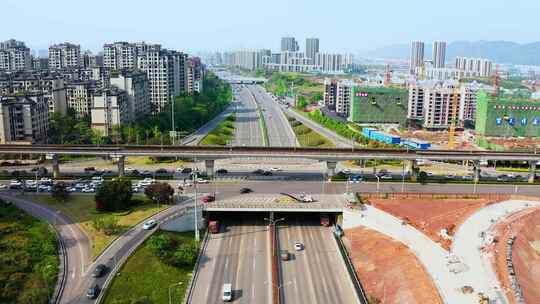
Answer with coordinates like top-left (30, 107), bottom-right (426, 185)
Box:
top-left (240, 187), bottom-right (252, 194)
top-left (142, 219), bottom-right (157, 230)
top-left (196, 178), bottom-right (209, 184)
top-left (462, 175), bottom-right (473, 180)
top-left (86, 284), bottom-right (100, 299)
top-left (202, 195), bottom-right (215, 203)
top-left (446, 174), bottom-right (455, 179)
top-left (427, 172), bottom-right (434, 177)
top-left (222, 283), bottom-right (232, 302)
top-left (380, 175), bottom-right (393, 180)
top-left (268, 167), bottom-right (281, 172)
top-left (280, 250), bottom-right (290, 261)
top-left (341, 168), bottom-right (351, 174)
top-left (350, 175), bottom-right (362, 183)
top-left (294, 242), bottom-right (303, 251)
top-left (92, 264), bottom-right (108, 278)
top-left (141, 170), bottom-right (152, 176)
top-left (0, 184), bottom-right (7, 190)
top-left (252, 169), bottom-right (264, 175)
top-left (261, 171), bottom-right (273, 176)
top-left (216, 169), bottom-right (228, 174)
top-left (84, 167), bottom-right (96, 172)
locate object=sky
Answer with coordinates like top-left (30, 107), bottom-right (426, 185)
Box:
top-left (2, 0), bottom-right (539, 54)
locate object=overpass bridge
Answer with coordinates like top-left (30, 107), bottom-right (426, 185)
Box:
top-left (2, 144), bottom-right (540, 182)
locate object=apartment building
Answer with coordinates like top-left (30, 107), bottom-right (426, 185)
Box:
top-left (82, 51), bottom-right (103, 69)
top-left (90, 87), bottom-right (129, 137)
top-left (335, 80), bottom-right (355, 117)
top-left (432, 41), bottom-right (446, 69)
top-left (187, 57), bottom-right (204, 94)
top-left (0, 40), bottom-right (31, 71)
top-left (410, 41), bottom-right (425, 74)
top-left (314, 53), bottom-right (352, 73)
top-left (324, 79), bottom-right (338, 110)
top-left (49, 43), bottom-right (81, 70)
top-left (281, 37), bottom-right (299, 52)
top-left (103, 42), bottom-right (141, 70)
top-left (110, 69), bottom-right (150, 120)
top-left (263, 51), bottom-right (316, 73)
top-left (408, 81), bottom-right (478, 128)
top-left (66, 80), bottom-right (98, 118)
top-left (0, 93), bottom-right (49, 144)
top-left (305, 38), bottom-right (319, 62)
top-left (136, 45), bottom-right (187, 113)
top-left (455, 57), bottom-right (493, 77)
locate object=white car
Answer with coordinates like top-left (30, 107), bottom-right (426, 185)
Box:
top-left (142, 219), bottom-right (157, 230)
top-left (294, 242), bottom-right (303, 251)
top-left (40, 178), bottom-right (52, 183)
top-left (268, 167), bottom-right (282, 172)
top-left (462, 175), bottom-right (473, 180)
top-left (132, 186), bottom-right (141, 192)
top-left (10, 180), bottom-right (22, 186)
top-left (341, 168), bottom-right (351, 174)
top-left (176, 167), bottom-right (184, 173)
top-left (0, 184), bottom-right (8, 189)
top-left (196, 178), bottom-right (209, 184)
top-left (380, 175), bottom-right (393, 180)
top-left (81, 187), bottom-right (95, 193)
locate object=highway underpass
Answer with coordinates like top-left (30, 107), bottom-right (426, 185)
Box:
top-left (191, 209), bottom-right (362, 304)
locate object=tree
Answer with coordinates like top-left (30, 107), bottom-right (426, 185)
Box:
top-left (95, 178), bottom-right (133, 211)
top-left (92, 216), bottom-right (119, 235)
top-left (51, 182), bottom-right (69, 202)
top-left (144, 183), bottom-right (174, 205)
top-left (171, 240), bottom-right (199, 267)
top-left (417, 171), bottom-right (428, 184)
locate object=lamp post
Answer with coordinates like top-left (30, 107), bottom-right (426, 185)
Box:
top-left (375, 175), bottom-right (380, 193)
top-left (193, 171), bottom-right (200, 242)
top-left (168, 282), bottom-right (182, 304)
top-left (401, 161), bottom-right (406, 193)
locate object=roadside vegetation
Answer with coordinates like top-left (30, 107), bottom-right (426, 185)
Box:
top-left (47, 73), bottom-right (232, 145)
top-left (287, 116), bottom-right (334, 148)
top-left (200, 114), bottom-right (236, 146)
top-left (264, 72), bottom-right (323, 104)
top-left (33, 186), bottom-right (169, 258)
top-left (103, 231), bottom-right (200, 304)
top-left (0, 200), bottom-right (59, 303)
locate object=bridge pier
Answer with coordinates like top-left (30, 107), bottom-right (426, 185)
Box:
top-left (529, 161), bottom-right (537, 184)
top-left (116, 156), bottom-right (125, 177)
top-left (473, 160), bottom-right (481, 184)
top-left (326, 161), bottom-right (337, 178)
top-left (405, 160), bottom-right (419, 182)
top-left (51, 154), bottom-right (60, 179)
top-left (205, 159), bottom-right (215, 177)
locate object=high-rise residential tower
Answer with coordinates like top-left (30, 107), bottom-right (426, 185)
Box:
top-left (432, 41), bottom-right (447, 69)
top-left (305, 38), bottom-right (319, 61)
top-left (409, 41), bottom-right (425, 74)
top-left (48, 43), bottom-right (81, 70)
top-left (280, 37), bottom-right (299, 52)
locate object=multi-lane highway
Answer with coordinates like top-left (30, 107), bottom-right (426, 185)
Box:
top-left (232, 86), bottom-right (265, 146)
top-left (278, 216), bottom-right (359, 304)
top-left (190, 216), bottom-right (272, 303)
top-left (248, 85), bottom-right (298, 147)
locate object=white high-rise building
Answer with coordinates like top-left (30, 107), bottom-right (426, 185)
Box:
top-left (0, 93), bottom-right (49, 144)
top-left (305, 38), bottom-right (319, 61)
top-left (432, 41), bottom-right (447, 69)
top-left (335, 80), bottom-right (356, 117)
top-left (455, 57), bottom-right (493, 77)
top-left (110, 69), bottom-right (150, 121)
top-left (0, 40), bottom-right (31, 72)
top-left (281, 37), bottom-right (299, 52)
top-left (103, 42), bottom-right (141, 70)
top-left (49, 43), bottom-right (81, 70)
top-left (410, 41), bottom-right (425, 74)
top-left (90, 87), bottom-right (130, 137)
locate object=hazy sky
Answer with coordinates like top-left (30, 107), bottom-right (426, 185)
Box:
top-left (2, 0), bottom-right (538, 54)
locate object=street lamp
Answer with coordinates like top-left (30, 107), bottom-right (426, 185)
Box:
top-left (401, 161), bottom-right (406, 193)
top-left (375, 175), bottom-right (380, 194)
top-left (168, 282), bottom-right (183, 304)
top-left (193, 171), bottom-right (200, 242)
top-left (264, 217), bottom-right (285, 227)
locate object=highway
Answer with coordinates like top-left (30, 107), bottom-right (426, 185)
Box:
top-left (278, 216), bottom-right (359, 304)
top-left (247, 85), bottom-right (298, 147)
top-left (181, 102), bottom-right (237, 146)
top-left (190, 215), bottom-right (272, 304)
top-left (232, 86), bottom-right (264, 146)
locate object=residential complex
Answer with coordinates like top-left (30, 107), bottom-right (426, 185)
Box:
top-left (432, 41), bottom-right (447, 69)
top-left (305, 38), bottom-right (319, 61)
top-left (0, 39), bottom-right (203, 143)
top-left (409, 41), bottom-right (425, 74)
top-left (455, 57), bottom-right (493, 77)
top-left (281, 37), bottom-right (299, 52)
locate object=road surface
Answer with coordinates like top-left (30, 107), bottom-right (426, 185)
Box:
top-left (278, 216), bottom-right (360, 304)
top-left (248, 85), bottom-right (298, 147)
top-left (190, 216), bottom-right (272, 304)
top-left (233, 86), bottom-right (264, 146)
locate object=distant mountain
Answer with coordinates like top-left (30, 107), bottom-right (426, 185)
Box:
top-left (363, 41), bottom-right (540, 66)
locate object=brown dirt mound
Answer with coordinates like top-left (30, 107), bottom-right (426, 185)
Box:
top-left (344, 226), bottom-right (442, 304)
top-left (367, 195), bottom-right (503, 250)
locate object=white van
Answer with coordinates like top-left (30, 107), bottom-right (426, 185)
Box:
top-left (222, 283), bottom-right (232, 302)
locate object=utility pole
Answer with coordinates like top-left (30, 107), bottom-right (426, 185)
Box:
top-left (171, 95), bottom-right (175, 145)
top-left (193, 171), bottom-right (200, 241)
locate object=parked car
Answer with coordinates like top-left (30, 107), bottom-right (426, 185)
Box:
top-left (142, 219), bottom-right (157, 230)
top-left (40, 177), bottom-right (52, 183)
top-left (268, 167), bottom-right (282, 172)
top-left (380, 175), bottom-right (393, 180)
top-left (252, 169), bottom-right (264, 175)
top-left (341, 168), bottom-right (351, 174)
top-left (261, 171), bottom-right (273, 176)
top-left (81, 187), bottom-right (95, 193)
top-left (155, 168), bottom-right (168, 174)
top-left (462, 175), bottom-right (473, 180)
top-left (92, 264), bottom-right (108, 278)
top-left (181, 168), bottom-right (193, 174)
top-left (216, 169), bottom-right (228, 174)
top-left (84, 167), bottom-right (96, 172)
top-left (86, 284), bottom-right (100, 299)
top-left (196, 178), bottom-right (209, 184)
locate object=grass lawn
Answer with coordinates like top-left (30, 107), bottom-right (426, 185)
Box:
top-left (200, 114), bottom-right (236, 146)
top-left (31, 195), bottom-right (169, 258)
top-left (126, 156), bottom-right (187, 167)
top-left (103, 231), bottom-right (198, 304)
top-left (288, 116), bottom-right (334, 148)
top-left (0, 200), bottom-right (59, 303)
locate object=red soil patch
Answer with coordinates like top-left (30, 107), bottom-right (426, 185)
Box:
top-left (345, 227), bottom-right (442, 304)
top-left (367, 196), bottom-right (504, 250)
top-left (490, 207), bottom-right (540, 304)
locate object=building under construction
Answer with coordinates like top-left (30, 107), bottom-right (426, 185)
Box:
top-left (348, 87), bottom-right (408, 125)
top-left (476, 90), bottom-right (540, 137)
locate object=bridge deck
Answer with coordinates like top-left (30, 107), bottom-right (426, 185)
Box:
top-left (203, 194), bottom-right (345, 212)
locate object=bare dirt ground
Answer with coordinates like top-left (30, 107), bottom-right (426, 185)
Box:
top-left (365, 195), bottom-right (507, 250)
top-left (486, 137), bottom-right (540, 150)
top-left (489, 207), bottom-right (540, 304)
top-left (395, 130), bottom-right (477, 150)
top-left (344, 226), bottom-right (442, 304)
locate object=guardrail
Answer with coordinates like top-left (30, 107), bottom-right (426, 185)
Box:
top-left (334, 233), bottom-right (369, 304)
top-left (183, 230), bottom-right (209, 304)
top-left (50, 224), bottom-right (67, 304)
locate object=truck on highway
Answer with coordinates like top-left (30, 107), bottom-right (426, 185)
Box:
top-left (208, 220), bottom-right (220, 234)
top-left (320, 213), bottom-right (330, 227)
